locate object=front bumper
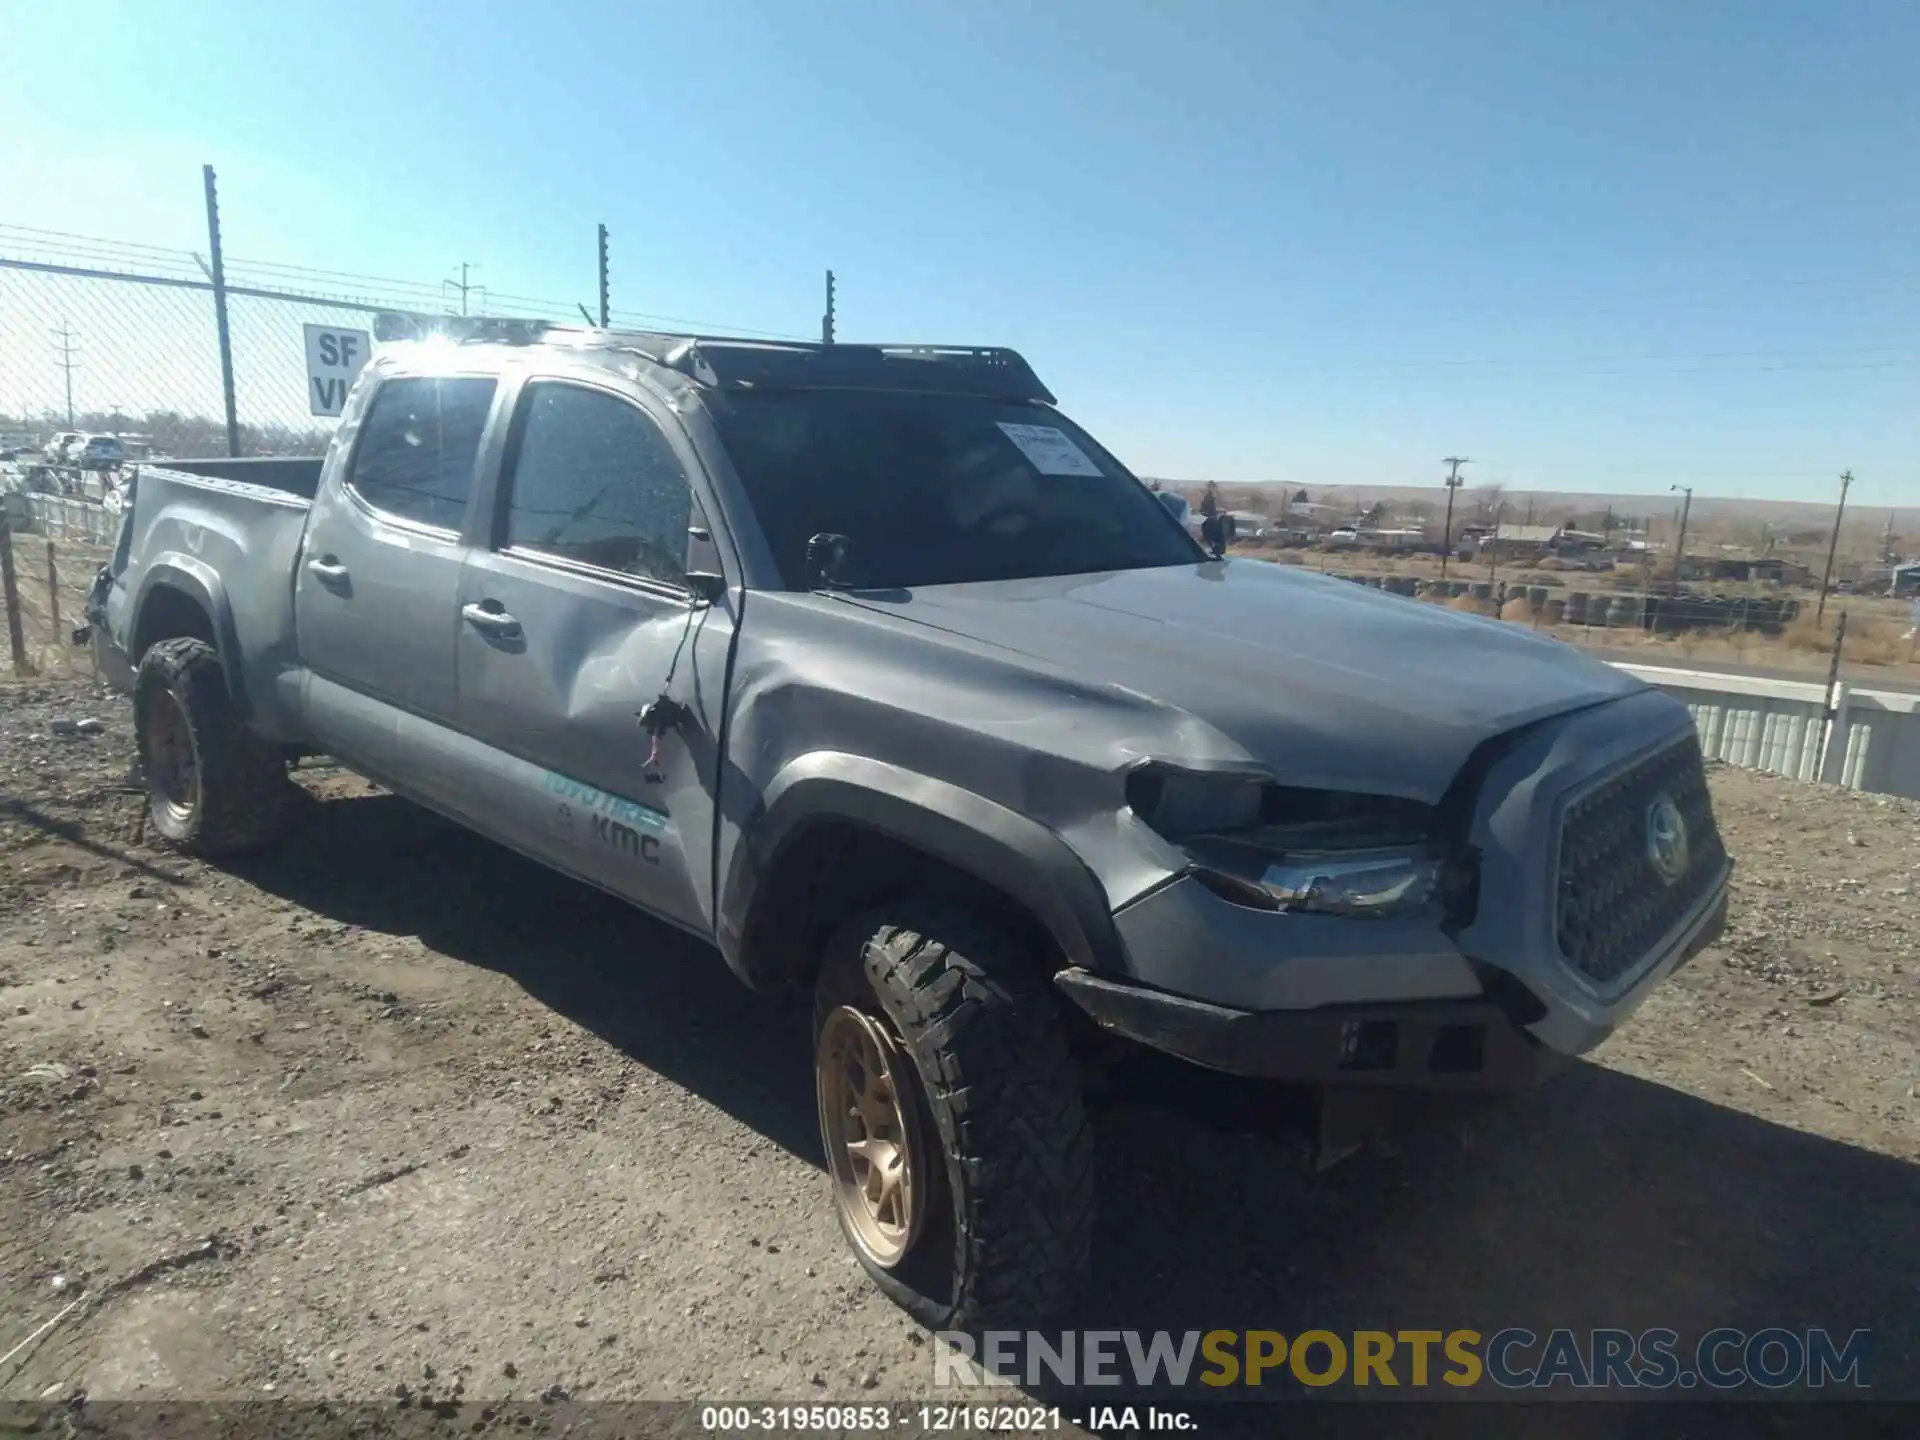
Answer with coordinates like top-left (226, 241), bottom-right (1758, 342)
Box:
top-left (1054, 885), bottom-right (1723, 1089)
top-left (1055, 971), bottom-right (1560, 1088)
top-left (1065, 689), bottom-right (1731, 1089)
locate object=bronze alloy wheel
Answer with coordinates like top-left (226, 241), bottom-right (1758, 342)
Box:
top-left (816, 1004), bottom-right (928, 1269)
top-left (146, 688), bottom-right (200, 824)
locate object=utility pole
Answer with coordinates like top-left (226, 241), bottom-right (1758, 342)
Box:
top-left (448, 262), bottom-right (478, 316)
top-left (1487, 501), bottom-right (1506, 596)
top-left (51, 322), bottom-right (79, 428)
top-left (597, 225), bottom-right (610, 328)
top-left (822, 270), bottom-right (836, 346)
top-left (1816, 469), bottom-right (1854, 622)
top-left (1440, 456), bottom-right (1469, 578)
top-left (1669, 484), bottom-right (1694, 596)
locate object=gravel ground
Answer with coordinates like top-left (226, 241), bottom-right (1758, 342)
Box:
top-left (1, 675), bottom-right (1915, 1427)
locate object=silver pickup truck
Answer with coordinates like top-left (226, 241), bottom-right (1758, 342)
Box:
top-left (82, 320), bottom-right (1730, 1328)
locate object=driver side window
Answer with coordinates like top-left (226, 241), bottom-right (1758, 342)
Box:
top-left (499, 382), bottom-right (694, 588)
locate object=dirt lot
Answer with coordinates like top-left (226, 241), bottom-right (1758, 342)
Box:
top-left (1, 675), bottom-right (1916, 1421)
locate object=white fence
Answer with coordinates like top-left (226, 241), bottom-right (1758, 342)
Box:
top-left (1617, 662), bottom-right (1920, 802)
top-left (7, 490), bottom-right (121, 544)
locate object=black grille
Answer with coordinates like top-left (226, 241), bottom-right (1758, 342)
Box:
top-left (1555, 736), bottom-right (1725, 986)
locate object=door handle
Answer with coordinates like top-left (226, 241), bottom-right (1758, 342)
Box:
top-left (461, 602), bottom-right (522, 638)
top-left (306, 556), bottom-right (349, 582)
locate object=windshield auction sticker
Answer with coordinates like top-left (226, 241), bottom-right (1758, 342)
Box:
top-left (997, 422), bottom-right (1104, 477)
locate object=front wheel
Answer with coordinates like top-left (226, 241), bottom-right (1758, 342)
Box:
top-left (134, 637), bottom-right (298, 856)
top-left (813, 897), bottom-right (1095, 1329)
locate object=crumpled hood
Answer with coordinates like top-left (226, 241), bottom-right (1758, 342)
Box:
top-left (853, 559), bottom-right (1644, 802)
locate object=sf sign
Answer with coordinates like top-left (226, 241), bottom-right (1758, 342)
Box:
top-left (303, 324), bottom-right (372, 417)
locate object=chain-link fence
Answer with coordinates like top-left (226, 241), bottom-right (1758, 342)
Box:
top-left (0, 227), bottom-right (436, 458)
top-left (0, 518), bottom-right (109, 679)
top-left (1, 195), bottom-right (814, 464)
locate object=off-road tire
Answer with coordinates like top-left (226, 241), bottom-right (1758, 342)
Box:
top-left (133, 636), bottom-right (298, 856)
top-left (814, 897), bottom-right (1095, 1329)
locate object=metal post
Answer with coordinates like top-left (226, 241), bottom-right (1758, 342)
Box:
top-left (1818, 608), bottom-right (1849, 778)
top-left (1440, 457), bottom-right (1468, 579)
top-left (822, 270), bottom-right (836, 346)
top-left (1669, 484), bottom-right (1693, 597)
top-left (52, 322), bottom-right (79, 428)
top-left (0, 516), bottom-right (27, 677)
top-left (45, 539), bottom-right (59, 637)
top-left (597, 224), bottom-right (610, 328)
top-left (202, 165), bottom-right (240, 457)
top-left (1488, 502), bottom-right (1504, 598)
top-left (1816, 470), bottom-right (1854, 622)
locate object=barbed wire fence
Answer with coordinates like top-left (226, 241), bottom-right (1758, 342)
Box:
top-left (1, 167), bottom-right (817, 462)
top-left (0, 168), bottom-right (828, 675)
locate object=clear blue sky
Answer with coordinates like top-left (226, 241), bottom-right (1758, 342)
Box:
top-left (3, 0), bottom-right (1915, 505)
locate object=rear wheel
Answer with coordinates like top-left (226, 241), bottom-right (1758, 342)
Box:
top-left (134, 637), bottom-right (298, 856)
top-left (813, 896), bottom-right (1094, 1329)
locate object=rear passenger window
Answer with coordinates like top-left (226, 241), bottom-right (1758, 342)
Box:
top-left (348, 376), bottom-right (497, 531)
top-left (501, 382), bottom-right (694, 587)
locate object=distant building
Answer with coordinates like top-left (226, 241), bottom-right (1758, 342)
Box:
top-left (1712, 556), bottom-right (1812, 586)
top-left (1492, 523), bottom-right (1567, 552)
top-left (1893, 561), bottom-right (1920, 598)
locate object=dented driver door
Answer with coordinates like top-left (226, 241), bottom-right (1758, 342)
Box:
top-left (451, 376), bottom-right (734, 934)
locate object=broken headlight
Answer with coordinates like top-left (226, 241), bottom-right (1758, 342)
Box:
top-left (1128, 766), bottom-right (1468, 920)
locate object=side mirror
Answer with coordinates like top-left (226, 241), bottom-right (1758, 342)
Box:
top-left (685, 571), bottom-right (727, 606)
top-left (805, 533), bottom-right (853, 590)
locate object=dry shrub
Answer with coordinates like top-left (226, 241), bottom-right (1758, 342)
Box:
top-left (1448, 595), bottom-right (1497, 617)
top-left (1781, 611), bottom-right (1831, 652)
top-left (1749, 608), bottom-right (1917, 670)
top-left (1500, 597), bottom-right (1535, 623)
top-left (1843, 615), bottom-right (1916, 668)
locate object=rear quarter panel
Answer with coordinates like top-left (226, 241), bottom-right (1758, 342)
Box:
top-left (111, 466), bottom-right (314, 742)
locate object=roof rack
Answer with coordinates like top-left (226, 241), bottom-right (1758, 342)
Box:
top-left (372, 311), bottom-right (565, 346)
top-left (370, 313), bottom-right (1055, 404)
top-left (619, 336), bottom-right (1056, 404)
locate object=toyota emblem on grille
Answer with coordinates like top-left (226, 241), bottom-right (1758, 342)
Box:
top-left (1645, 792), bottom-right (1690, 885)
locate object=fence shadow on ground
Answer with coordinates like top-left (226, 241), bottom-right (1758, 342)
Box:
top-left (225, 786), bottom-right (1918, 1414)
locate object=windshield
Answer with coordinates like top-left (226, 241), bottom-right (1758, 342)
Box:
top-left (705, 390), bottom-right (1203, 589)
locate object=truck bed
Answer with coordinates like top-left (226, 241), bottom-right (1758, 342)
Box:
top-left (152, 456), bottom-right (326, 500)
top-left (93, 464), bottom-right (314, 742)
